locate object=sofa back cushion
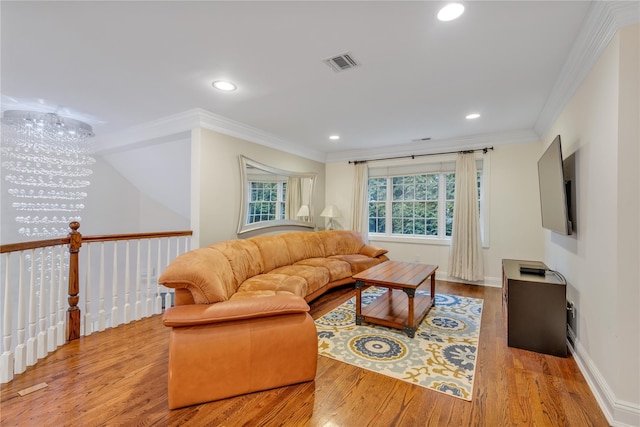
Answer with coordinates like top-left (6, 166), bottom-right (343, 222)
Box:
top-left (319, 230), bottom-right (365, 256)
top-left (249, 234), bottom-right (292, 273)
top-left (211, 239), bottom-right (264, 287)
top-left (158, 247), bottom-right (236, 304)
top-left (281, 232), bottom-right (325, 264)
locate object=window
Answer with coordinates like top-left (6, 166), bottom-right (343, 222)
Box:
top-left (247, 181), bottom-right (287, 223)
top-left (367, 158), bottom-right (486, 243)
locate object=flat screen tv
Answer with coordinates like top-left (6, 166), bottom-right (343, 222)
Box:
top-left (538, 135), bottom-right (572, 235)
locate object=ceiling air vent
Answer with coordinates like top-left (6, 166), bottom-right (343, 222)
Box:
top-left (323, 52), bottom-right (359, 72)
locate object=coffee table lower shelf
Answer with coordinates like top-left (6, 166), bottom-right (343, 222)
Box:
top-left (355, 288), bottom-right (434, 338)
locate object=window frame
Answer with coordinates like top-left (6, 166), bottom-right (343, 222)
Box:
top-left (247, 180), bottom-right (287, 224)
top-left (367, 154), bottom-right (490, 248)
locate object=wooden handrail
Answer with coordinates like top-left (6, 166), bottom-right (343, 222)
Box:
top-left (82, 230), bottom-right (193, 243)
top-left (0, 230), bottom-right (193, 253)
top-left (0, 238), bottom-right (70, 254)
top-left (1, 222), bottom-right (193, 342)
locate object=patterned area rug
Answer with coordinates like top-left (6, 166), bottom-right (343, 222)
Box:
top-left (315, 288), bottom-right (483, 401)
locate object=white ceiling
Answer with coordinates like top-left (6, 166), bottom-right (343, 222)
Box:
top-left (1, 1), bottom-right (635, 162)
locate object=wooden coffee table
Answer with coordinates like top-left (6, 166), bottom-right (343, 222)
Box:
top-left (352, 261), bottom-right (438, 338)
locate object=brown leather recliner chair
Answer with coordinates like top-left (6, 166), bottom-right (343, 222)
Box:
top-left (163, 294), bottom-right (317, 409)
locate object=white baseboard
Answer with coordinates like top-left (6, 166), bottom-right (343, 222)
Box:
top-left (567, 327), bottom-right (640, 427)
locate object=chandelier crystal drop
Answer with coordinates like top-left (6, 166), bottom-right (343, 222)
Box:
top-left (1, 110), bottom-right (96, 239)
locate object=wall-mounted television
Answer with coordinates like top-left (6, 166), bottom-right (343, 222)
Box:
top-left (538, 135), bottom-right (573, 235)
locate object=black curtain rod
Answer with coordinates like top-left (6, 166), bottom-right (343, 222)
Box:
top-left (348, 146), bottom-right (494, 165)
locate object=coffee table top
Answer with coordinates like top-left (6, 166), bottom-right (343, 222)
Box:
top-left (352, 261), bottom-right (438, 289)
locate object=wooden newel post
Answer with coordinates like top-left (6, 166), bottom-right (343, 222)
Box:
top-left (67, 221), bottom-right (82, 341)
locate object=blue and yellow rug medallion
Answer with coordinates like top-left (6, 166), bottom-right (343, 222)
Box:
top-left (316, 288), bottom-right (483, 401)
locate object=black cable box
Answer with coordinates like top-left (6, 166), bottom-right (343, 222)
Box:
top-left (519, 265), bottom-right (547, 276)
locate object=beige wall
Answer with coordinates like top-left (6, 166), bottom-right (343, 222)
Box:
top-left (616, 24), bottom-right (640, 411)
top-left (192, 128), bottom-right (326, 247)
top-left (543, 24), bottom-right (639, 424)
top-left (325, 140), bottom-right (545, 285)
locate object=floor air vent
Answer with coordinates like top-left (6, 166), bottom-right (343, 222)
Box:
top-left (323, 52), bottom-right (359, 72)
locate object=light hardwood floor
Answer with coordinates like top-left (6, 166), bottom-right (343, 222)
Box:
top-left (0, 281), bottom-right (609, 426)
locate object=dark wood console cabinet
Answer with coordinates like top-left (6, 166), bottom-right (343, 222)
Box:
top-left (502, 259), bottom-right (567, 357)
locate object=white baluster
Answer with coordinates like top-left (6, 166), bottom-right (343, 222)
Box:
top-left (37, 248), bottom-right (49, 359)
top-left (164, 290), bottom-right (172, 310)
top-left (155, 240), bottom-right (163, 314)
top-left (47, 247), bottom-right (57, 352)
top-left (1, 253), bottom-right (14, 383)
top-left (123, 241), bottom-right (131, 324)
top-left (145, 239), bottom-right (152, 317)
top-left (26, 250), bottom-right (37, 366)
top-left (163, 238), bottom-right (172, 310)
top-left (56, 246), bottom-right (65, 346)
top-left (165, 240), bottom-right (174, 309)
top-left (111, 243), bottom-right (119, 328)
top-left (84, 244), bottom-right (92, 336)
top-left (135, 240), bottom-right (142, 320)
top-left (14, 252), bottom-right (26, 374)
top-left (98, 242), bottom-right (106, 332)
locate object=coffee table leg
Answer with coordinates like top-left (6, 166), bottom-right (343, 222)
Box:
top-left (403, 326), bottom-right (416, 338)
top-left (431, 272), bottom-right (436, 305)
top-left (403, 288), bottom-right (416, 338)
top-left (355, 280), bottom-right (364, 325)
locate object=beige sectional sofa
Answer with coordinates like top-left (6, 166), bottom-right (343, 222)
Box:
top-left (160, 230), bottom-right (389, 305)
top-left (158, 230), bottom-right (388, 409)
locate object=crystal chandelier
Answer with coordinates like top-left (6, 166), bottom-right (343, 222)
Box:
top-left (1, 110), bottom-right (96, 238)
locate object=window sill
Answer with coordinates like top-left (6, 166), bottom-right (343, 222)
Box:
top-left (369, 235), bottom-right (452, 246)
top-left (369, 234), bottom-right (489, 249)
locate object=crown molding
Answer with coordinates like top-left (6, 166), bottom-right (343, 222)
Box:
top-left (192, 109), bottom-right (326, 162)
top-left (324, 129), bottom-right (540, 163)
top-left (534, 1), bottom-right (640, 138)
top-left (92, 110), bottom-right (201, 154)
top-left (94, 108), bottom-right (326, 162)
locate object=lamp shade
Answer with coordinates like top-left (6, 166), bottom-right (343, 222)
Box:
top-left (320, 205), bottom-right (341, 218)
top-left (296, 205), bottom-right (310, 217)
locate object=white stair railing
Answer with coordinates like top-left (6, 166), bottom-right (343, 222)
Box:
top-left (0, 223), bottom-right (192, 384)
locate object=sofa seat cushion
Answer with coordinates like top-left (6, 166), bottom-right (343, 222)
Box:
top-left (329, 254), bottom-right (384, 274)
top-left (233, 274), bottom-right (308, 299)
top-left (269, 265), bottom-right (330, 294)
top-left (294, 258), bottom-right (352, 282)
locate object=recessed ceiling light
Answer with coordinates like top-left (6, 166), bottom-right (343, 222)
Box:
top-left (329, 135), bottom-right (340, 140)
top-left (466, 113), bottom-right (481, 119)
top-left (212, 80), bottom-right (237, 91)
top-left (437, 3), bottom-right (465, 21)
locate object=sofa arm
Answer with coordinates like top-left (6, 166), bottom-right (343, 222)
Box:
top-left (163, 294), bottom-right (310, 327)
top-left (359, 244), bottom-right (389, 258)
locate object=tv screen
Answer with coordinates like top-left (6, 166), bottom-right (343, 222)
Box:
top-left (538, 135), bottom-right (572, 235)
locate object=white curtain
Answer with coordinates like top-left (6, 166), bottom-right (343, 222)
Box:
top-left (351, 162), bottom-right (369, 242)
top-left (286, 177), bottom-right (302, 220)
top-left (449, 153), bottom-right (484, 281)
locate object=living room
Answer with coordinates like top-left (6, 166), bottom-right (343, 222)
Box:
top-left (1, 1), bottom-right (638, 426)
